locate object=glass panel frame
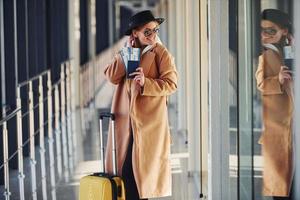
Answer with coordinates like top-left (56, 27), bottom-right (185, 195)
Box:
top-left (238, 0), bottom-right (253, 199)
top-left (295, 0), bottom-right (300, 198)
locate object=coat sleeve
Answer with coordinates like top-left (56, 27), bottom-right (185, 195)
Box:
top-left (141, 50), bottom-right (178, 96)
top-left (104, 53), bottom-right (126, 85)
top-left (255, 54), bottom-right (283, 95)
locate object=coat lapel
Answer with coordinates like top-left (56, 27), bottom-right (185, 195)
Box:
top-left (140, 51), bottom-right (155, 77)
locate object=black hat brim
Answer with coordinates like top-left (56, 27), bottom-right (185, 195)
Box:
top-left (125, 18), bottom-right (165, 36)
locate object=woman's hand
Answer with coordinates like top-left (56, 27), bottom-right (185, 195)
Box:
top-left (126, 34), bottom-right (135, 47)
top-left (279, 66), bottom-right (292, 85)
top-left (286, 34), bottom-right (294, 46)
top-left (129, 67), bottom-right (145, 87)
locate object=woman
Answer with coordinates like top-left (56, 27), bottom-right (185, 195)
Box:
top-left (255, 9), bottom-right (294, 200)
top-left (104, 10), bottom-right (178, 200)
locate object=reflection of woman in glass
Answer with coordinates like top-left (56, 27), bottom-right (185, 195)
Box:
top-left (255, 9), bottom-right (294, 200)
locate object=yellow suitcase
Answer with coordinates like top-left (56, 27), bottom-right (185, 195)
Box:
top-left (79, 113), bottom-right (126, 200)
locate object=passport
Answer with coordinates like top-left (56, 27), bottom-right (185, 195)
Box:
top-left (283, 45), bottom-right (294, 71)
top-left (119, 47), bottom-right (141, 79)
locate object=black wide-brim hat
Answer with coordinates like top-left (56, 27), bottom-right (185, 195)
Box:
top-left (125, 10), bottom-right (165, 35)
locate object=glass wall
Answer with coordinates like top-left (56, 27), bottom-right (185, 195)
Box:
top-left (252, 1), bottom-right (294, 200)
top-left (233, 0), bottom-right (295, 199)
top-left (225, 0), bottom-right (295, 199)
top-left (227, 0), bottom-right (254, 199)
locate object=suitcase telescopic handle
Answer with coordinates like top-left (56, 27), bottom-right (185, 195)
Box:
top-left (99, 112), bottom-right (117, 175)
top-left (99, 113), bottom-right (115, 120)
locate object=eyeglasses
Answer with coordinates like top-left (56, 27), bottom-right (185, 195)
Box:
top-left (261, 27), bottom-right (278, 36)
top-left (143, 26), bottom-right (160, 37)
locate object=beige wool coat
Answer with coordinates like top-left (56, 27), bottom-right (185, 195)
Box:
top-left (255, 48), bottom-right (294, 197)
top-left (104, 42), bottom-right (178, 198)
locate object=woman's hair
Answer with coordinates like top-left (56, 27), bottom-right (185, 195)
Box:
top-left (261, 9), bottom-right (293, 34)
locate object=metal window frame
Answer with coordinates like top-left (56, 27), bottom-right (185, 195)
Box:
top-left (237, 0), bottom-right (253, 199)
top-left (294, 1), bottom-right (300, 199)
